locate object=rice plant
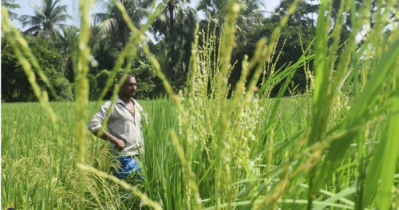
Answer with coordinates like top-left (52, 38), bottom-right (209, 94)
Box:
top-left (1, 0), bottom-right (399, 209)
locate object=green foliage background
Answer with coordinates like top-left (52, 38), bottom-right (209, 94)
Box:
top-left (1, 0), bottom-right (319, 101)
top-left (1, 35), bottom-right (73, 102)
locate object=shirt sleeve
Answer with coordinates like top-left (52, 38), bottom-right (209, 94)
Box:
top-left (88, 102), bottom-right (111, 133)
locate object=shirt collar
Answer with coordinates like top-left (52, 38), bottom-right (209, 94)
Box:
top-left (116, 97), bottom-right (135, 105)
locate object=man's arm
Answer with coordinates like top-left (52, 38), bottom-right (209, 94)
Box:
top-left (91, 130), bottom-right (125, 151)
top-left (88, 102), bottom-right (125, 150)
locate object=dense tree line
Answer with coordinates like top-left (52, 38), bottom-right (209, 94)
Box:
top-left (1, 36), bottom-right (73, 102)
top-left (4, 0), bottom-right (395, 102)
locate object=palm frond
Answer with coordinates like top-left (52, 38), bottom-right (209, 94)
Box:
top-left (97, 18), bottom-right (118, 35)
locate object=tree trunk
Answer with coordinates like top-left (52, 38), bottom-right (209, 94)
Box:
top-left (167, 0), bottom-right (175, 40)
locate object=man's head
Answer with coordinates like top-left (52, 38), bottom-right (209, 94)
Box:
top-left (119, 74), bottom-right (137, 98)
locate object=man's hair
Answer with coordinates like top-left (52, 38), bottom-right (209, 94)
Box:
top-left (115, 73), bottom-right (134, 84)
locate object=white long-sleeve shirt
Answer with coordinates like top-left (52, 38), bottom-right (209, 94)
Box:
top-left (88, 98), bottom-right (147, 156)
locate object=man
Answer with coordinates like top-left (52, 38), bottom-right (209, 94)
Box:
top-left (88, 74), bottom-right (146, 180)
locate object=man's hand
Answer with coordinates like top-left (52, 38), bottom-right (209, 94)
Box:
top-left (114, 139), bottom-right (126, 151)
top-left (92, 130), bottom-right (126, 151)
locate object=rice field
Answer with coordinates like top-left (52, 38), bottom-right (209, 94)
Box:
top-left (2, 0), bottom-right (399, 209)
top-left (0, 98), bottom-right (312, 209)
top-left (1, 92), bottom-right (397, 209)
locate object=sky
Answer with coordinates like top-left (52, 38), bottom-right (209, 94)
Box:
top-left (10, 0), bottom-right (282, 31)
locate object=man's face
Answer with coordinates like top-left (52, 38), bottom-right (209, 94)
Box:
top-left (120, 76), bottom-right (137, 97)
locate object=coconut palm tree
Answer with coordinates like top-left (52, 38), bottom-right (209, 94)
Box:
top-left (197, 0), bottom-right (228, 28)
top-left (152, 0), bottom-right (197, 42)
top-left (57, 26), bottom-right (79, 57)
top-left (236, 0), bottom-right (265, 33)
top-left (151, 0), bottom-right (197, 88)
top-left (56, 25), bottom-right (79, 82)
top-left (92, 0), bottom-right (149, 50)
top-left (197, 0), bottom-right (265, 43)
top-left (20, 0), bottom-right (72, 38)
top-left (163, 0), bottom-right (196, 38)
top-left (271, 0), bottom-right (318, 27)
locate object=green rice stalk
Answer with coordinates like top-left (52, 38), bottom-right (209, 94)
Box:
top-left (315, 36), bottom-right (399, 208)
top-left (77, 163), bottom-right (162, 210)
top-left (361, 53), bottom-right (399, 209)
top-left (74, 0), bottom-right (95, 209)
top-left (307, 0), bottom-right (330, 206)
top-left (170, 130), bottom-right (202, 210)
